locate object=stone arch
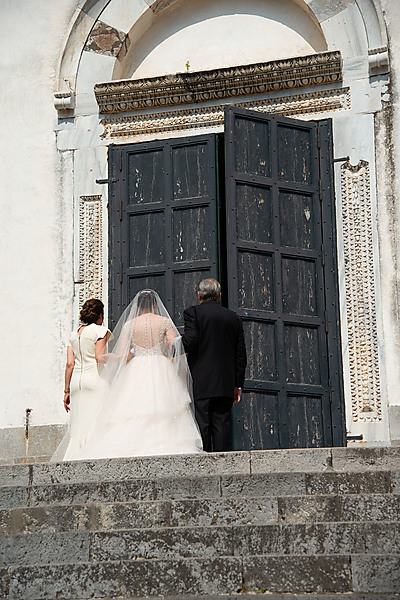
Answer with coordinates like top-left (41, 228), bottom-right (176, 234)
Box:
top-left (54, 0), bottom-right (389, 111)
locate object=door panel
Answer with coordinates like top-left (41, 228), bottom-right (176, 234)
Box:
top-left (109, 135), bottom-right (218, 328)
top-left (225, 105), bottom-right (345, 449)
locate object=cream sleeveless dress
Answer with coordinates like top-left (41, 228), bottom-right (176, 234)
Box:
top-left (62, 323), bottom-right (112, 461)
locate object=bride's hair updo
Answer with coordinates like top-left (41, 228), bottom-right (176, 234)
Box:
top-left (137, 290), bottom-right (157, 314)
top-left (80, 298), bottom-right (104, 324)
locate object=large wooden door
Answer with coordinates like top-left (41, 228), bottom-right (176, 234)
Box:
top-left (108, 134), bottom-right (219, 328)
top-left (225, 106), bottom-right (345, 449)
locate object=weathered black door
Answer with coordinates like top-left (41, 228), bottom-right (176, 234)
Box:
top-left (109, 134), bottom-right (218, 328)
top-left (225, 106), bottom-right (345, 449)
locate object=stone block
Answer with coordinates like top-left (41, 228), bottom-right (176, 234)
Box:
top-left (30, 478), bottom-right (156, 506)
top-left (243, 555), bottom-right (352, 593)
top-left (0, 531), bottom-right (89, 567)
top-left (170, 497), bottom-right (278, 527)
top-left (233, 522), bottom-right (365, 556)
top-left (0, 427), bottom-right (26, 461)
top-left (0, 464), bottom-right (30, 487)
top-left (278, 495), bottom-right (342, 523)
top-left (154, 475), bottom-right (220, 500)
top-left (305, 471), bottom-right (392, 495)
top-left (9, 557), bottom-right (243, 599)
top-left (221, 472), bottom-right (306, 497)
top-left (250, 448), bottom-right (333, 474)
top-left (26, 424), bottom-right (67, 458)
top-left (389, 405), bottom-right (400, 446)
top-left (32, 451), bottom-right (251, 485)
top-left (352, 554), bottom-right (400, 593)
top-left (391, 470), bottom-right (400, 493)
top-left (93, 500), bottom-right (172, 531)
top-left (332, 447), bottom-right (400, 471)
top-left (363, 522), bottom-right (400, 554)
top-left (341, 494), bottom-right (400, 522)
top-left (90, 526), bottom-right (233, 561)
top-left (0, 486), bottom-right (29, 509)
top-left (120, 557), bottom-right (243, 596)
top-left (0, 568), bottom-right (9, 599)
top-left (9, 561), bottom-right (124, 600)
top-left (0, 504), bottom-right (93, 536)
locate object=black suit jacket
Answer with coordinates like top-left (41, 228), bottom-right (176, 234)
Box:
top-left (183, 300), bottom-right (247, 401)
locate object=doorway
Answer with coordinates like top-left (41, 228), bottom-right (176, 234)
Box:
top-left (108, 106), bottom-right (345, 449)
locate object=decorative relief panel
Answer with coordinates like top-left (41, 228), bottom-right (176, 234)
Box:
top-left (95, 51), bottom-right (342, 113)
top-left (100, 87), bottom-right (350, 139)
top-left (341, 161), bottom-right (382, 423)
top-left (78, 195), bottom-right (103, 308)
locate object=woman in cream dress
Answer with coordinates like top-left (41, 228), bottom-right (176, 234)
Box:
top-left (53, 298), bottom-right (112, 461)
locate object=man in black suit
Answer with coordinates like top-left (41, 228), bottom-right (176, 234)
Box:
top-left (183, 278), bottom-right (247, 452)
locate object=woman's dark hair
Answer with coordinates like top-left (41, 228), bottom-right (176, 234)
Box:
top-left (79, 299), bottom-right (104, 324)
top-left (137, 290), bottom-right (157, 314)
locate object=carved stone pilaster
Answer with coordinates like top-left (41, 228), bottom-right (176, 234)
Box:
top-left (341, 161), bottom-right (382, 423)
top-left (78, 195), bottom-right (103, 308)
top-left (94, 51), bottom-right (342, 113)
top-left (100, 87), bottom-right (350, 140)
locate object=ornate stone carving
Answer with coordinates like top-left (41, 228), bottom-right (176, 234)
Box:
top-left (95, 51), bottom-right (342, 113)
top-left (78, 195), bottom-right (103, 308)
top-left (84, 20), bottom-right (129, 58)
top-left (341, 161), bottom-right (382, 423)
top-left (100, 87), bottom-right (350, 139)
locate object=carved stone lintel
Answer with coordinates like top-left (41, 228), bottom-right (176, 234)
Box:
top-left (78, 195), bottom-right (103, 308)
top-left (341, 161), bottom-right (382, 423)
top-left (100, 87), bottom-right (350, 139)
top-left (95, 51), bottom-right (342, 114)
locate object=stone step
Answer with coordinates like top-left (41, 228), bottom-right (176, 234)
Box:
top-left (1, 522), bottom-right (400, 567)
top-left (61, 595), bottom-right (400, 600)
top-left (2, 447), bottom-right (400, 488)
top-left (1, 493), bottom-right (400, 536)
top-left (2, 554), bottom-right (400, 598)
top-left (1, 469), bottom-right (398, 509)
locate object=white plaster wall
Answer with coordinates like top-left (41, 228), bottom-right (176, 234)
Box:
top-left (375, 0), bottom-right (400, 409)
top-left (116, 0), bottom-right (327, 80)
top-left (0, 0), bottom-right (80, 429)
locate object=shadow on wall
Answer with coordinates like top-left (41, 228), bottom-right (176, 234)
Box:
top-left (114, 0), bottom-right (328, 80)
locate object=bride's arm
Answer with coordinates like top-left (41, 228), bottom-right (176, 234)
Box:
top-left (95, 331), bottom-right (112, 363)
top-left (165, 319), bottom-right (179, 352)
top-left (99, 323), bottom-right (132, 365)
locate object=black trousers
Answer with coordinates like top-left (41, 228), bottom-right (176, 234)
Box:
top-left (194, 396), bottom-right (233, 452)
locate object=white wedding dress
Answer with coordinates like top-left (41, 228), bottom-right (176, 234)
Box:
top-left (75, 298), bottom-right (203, 460)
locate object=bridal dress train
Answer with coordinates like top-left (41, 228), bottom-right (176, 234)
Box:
top-left (75, 291), bottom-right (203, 460)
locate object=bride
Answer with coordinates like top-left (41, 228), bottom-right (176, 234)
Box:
top-left (74, 290), bottom-right (203, 459)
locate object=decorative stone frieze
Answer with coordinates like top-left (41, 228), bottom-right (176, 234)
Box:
top-left (100, 87), bottom-right (350, 139)
top-left (341, 161), bottom-right (382, 423)
top-left (78, 195), bottom-right (103, 308)
top-left (94, 51), bottom-right (342, 114)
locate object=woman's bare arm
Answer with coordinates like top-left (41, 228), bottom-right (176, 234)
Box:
top-left (95, 331), bottom-right (111, 363)
top-left (64, 346), bottom-right (74, 412)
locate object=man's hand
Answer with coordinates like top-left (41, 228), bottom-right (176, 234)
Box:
top-left (234, 387), bottom-right (241, 403)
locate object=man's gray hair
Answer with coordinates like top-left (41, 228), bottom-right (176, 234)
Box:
top-left (198, 278), bottom-right (221, 301)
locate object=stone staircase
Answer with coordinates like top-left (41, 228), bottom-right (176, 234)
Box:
top-left (0, 447), bottom-right (400, 599)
